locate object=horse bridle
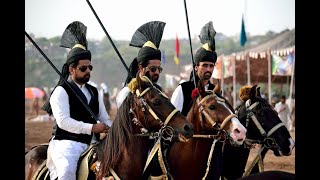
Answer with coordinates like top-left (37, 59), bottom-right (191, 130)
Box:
top-left (131, 84), bottom-right (183, 179)
top-left (132, 87), bottom-right (178, 141)
top-left (193, 90), bottom-right (238, 180)
top-left (240, 98), bottom-right (286, 176)
top-left (194, 90), bottom-right (236, 141)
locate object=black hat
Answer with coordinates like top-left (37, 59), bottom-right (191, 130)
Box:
top-left (194, 21), bottom-right (217, 65)
top-left (60, 21), bottom-right (91, 65)
top-left (124, 21), bottom-right (166, 85)
top-left (129, 21), bottom-right (166, 66)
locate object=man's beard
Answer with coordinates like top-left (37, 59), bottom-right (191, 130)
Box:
top-left (145, 72), bottom-right (159, 83)
top-left (201, 72), bottom-right (212, 80)
top-left (76, 74), bottom-right (90, 84)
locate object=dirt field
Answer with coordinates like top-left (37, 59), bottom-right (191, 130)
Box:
top-left (25, 104), bottom-right (295, 175)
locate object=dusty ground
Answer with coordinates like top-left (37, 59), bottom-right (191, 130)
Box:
top-left (25, 104), bottom-right (295, 175)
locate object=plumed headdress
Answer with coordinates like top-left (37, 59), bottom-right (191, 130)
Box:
top-left (58, 21), bottom-right (91, 86)
top-left (125, 21), bottom-right (166, 85)
top-left (194, 21), bottom-right (217, 64)
top-left (42, 21), bottom-right (91, 115)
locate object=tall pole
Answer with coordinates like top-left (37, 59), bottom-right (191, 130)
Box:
top-left (288, 48), bottom-right (295, 105)
top-left (232, 55), bottom-right (237, 109)
top-left (86, 0), bottom-right (131, 77)
top-left (268, 49), bottom-right (272, 103)
top-left (246, 52), bottom-right (251, 85)
top-left (183, 0), bottom-right (196, 88)
top-left (221, 55), bottom-right (225, 96)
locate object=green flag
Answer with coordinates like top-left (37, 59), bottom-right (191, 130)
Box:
top-left (240, 14), bottom-right (247, 46)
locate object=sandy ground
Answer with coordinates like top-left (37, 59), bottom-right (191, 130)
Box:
top-left (25, 103), bottom-right (295, 175)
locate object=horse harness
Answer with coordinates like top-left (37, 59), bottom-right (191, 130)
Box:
top-left (193, 91), bottom-right (237, 180)
top-left (239, 99), bottom-right (286, 177)
top-left (107, 87), bottom-right (179, 180)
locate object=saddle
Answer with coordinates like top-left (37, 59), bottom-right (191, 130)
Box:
top-left (31, 144), bottom-right (97, 180)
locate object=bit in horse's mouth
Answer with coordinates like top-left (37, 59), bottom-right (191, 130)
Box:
top-left (178, 134), bottom-right (189, 142)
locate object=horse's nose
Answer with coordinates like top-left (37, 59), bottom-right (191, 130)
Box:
top-left (233, 127), bottom-right (246, 141)
top-left (183, 123), bottom-right (194, 138)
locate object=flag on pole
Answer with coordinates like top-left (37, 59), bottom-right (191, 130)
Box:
top-left (174, 34), bottom-right (180, 65)
top-left (240, 14), bottom-right (247, 46)
top-left (272, 52), bottom-right (294, 76)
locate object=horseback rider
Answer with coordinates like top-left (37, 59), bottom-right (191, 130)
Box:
top-left (41, 21), bottom-right (112, 180)
top-left (170, 21), bottom-right (218, 116)
top-left (115, 21), bottom-right (166, 108)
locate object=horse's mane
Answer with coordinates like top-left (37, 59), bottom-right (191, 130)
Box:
top-left (96, 93), bottom-right (135, 178)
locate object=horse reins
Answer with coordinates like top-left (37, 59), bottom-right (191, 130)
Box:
top-left (241, 99), bottom-right (285, 177)
top-left (108, 79), bottom-right (178, 180)
top-left (193, 91), bottom-right (238, 180)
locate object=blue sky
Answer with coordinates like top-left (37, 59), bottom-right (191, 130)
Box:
top-left (25, 0), bottom-right (295, 41)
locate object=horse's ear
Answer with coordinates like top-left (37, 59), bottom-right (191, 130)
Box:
top-left (198, 79), bottom-right (206, 97)
top-left (213, 79), bottom-right (222, 94)
top-left (249, 85), bottom-right (258, 100)
top-left (256, 87), bottom-right (261, 97)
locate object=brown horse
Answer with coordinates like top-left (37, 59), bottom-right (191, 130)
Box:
top-left (25, 75), bottom-right (194, 180)
top-left (151, 80), bottom-right (247, 180)
top-left (221, 85), bottom-right (295, 180)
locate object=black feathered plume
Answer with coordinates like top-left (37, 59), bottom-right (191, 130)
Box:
top-left (60, 21), bottom-right (88, 49)
top-left (199, 21), bottom-right (216, 51)
top-left (129, 21), bottom-right (166, 49)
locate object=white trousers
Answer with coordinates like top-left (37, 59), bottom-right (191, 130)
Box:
top-left (46, 138), bottom-right (89, 180)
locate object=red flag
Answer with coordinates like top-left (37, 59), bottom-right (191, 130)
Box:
top-left (174, 34), bottom-right (180, 65)
top-left (175, 34), bottom-right (180, 57)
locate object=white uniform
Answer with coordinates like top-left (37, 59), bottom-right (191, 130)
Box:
top-left (171, 83), bottom-right (210, 112)
top-left (47, 82), bottom-right (112, 180)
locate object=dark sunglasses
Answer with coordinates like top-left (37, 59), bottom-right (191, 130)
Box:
top-left (146, 66), bottom-right (163, 73)
top-left (76, 65), bottom-right (93, 72)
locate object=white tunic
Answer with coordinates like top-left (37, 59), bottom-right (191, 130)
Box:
top-left (115, 86), bottom-right (130, 108)
top-left (170, 83), bottom-right (210, 112)
top-left (47, 82), bottom-right (112, 180)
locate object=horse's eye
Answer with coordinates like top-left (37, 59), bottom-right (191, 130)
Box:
top-left (153, 99), bottom-right (161, 106)
top-left (209, 105), bottom-right (216, 110)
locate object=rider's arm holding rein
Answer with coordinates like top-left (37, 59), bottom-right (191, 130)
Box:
top-left (171, 85), bottom-right (184, 112)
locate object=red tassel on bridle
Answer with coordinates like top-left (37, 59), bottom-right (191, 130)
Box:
top-left (191, 88), bottom-right (199, 99)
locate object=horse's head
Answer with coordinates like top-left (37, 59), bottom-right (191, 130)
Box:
top-left (237, 85), bottom-right (295, 156)
top-left (130, 74), bottom-right (194, 142)
top-left (188, 79), bottom-right (246, 146)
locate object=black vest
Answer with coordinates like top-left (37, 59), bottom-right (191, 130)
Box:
top-left (51, 80), bottom-right (99, 144)
top-left (180, 81), bottom-right (215, 116)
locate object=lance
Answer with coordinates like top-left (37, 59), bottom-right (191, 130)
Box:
top-left (85, 0), bottom-right (132, 79)
top-left (25, 31), bottom-right (99, 122)
top-left (183, 0), bottom-right (196, 88)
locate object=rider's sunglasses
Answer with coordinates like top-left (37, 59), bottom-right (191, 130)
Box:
top-left (76, 65), bottom-right (93, 72)
top-left (146, 66), bottom-right (163, 73)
